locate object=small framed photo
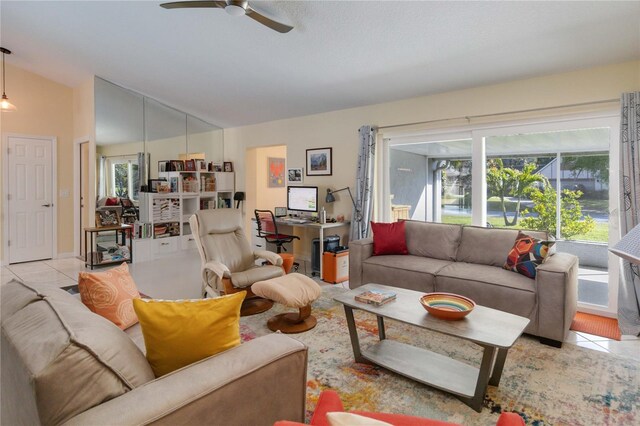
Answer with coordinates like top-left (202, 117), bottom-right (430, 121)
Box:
top-left (197, 160), bottom-right (207, 171)
top-left (158, 160), bottom-right (169, 173)
top-left (287, 167), bottom-right (304, 183)
top-left (213, 163), bottom-right (223, 172)
top-left (185, 159), bottom-right (196, 171)
top-left (148, 178), bottom-right (167, 193)
top-left (223, 161), bottom-right (234, 172)
top-left (95, 210), bottom-right (121, 228)
top-left (306, 147), bottom-right (332, 176)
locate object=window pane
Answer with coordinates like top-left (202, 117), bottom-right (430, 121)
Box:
top-left (485, 156), bottom-right (555, 230)
top-left (560, 154), bottom-right (608, 243)
top-left (440, 160), bottom-right (472, 225)
top-left (113, 163), bottom-right (129, 198)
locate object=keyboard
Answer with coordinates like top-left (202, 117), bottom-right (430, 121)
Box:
top-left (286, 218), bottom-right (310, 224)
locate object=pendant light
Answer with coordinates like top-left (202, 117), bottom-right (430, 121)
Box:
top-left (1, 47), bottom-right (17, 112)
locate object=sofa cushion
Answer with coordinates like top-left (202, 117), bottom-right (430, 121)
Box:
top-left (404, 221), bottom-right (462, 261)
top-left (0, 280), bottom-right (155, 425)
top-left (78, 262), bottom-right (141, 330)
top-left (371, 221), bottom-right (408, 255)
top-left (362, 255), bottom-right (451, 293)
top-left (133, 292), bottom-right (244, 377)
top-left (504, 231), bottom-right (555, 278)
top-left (435, 262), bottom-right (537, 319)
top-left (456, 226), bottom-right (548, 267)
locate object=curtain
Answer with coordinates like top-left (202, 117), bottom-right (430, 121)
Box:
top-left (97, 155), bottom-right (106, 199)
top-left (618, 91), bottom-right (640, 336)
top-left (350, 125), bottom-right (377, 241)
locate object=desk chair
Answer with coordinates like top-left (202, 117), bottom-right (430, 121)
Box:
top-left (255, 210), bottom-right (300, 272)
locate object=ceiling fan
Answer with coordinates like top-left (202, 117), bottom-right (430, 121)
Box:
top-left (160, 0), bottom-right (293, 33)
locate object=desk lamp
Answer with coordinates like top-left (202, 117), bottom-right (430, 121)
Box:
top-left (610, 223), bottom-right (640, 264)
top-left (326, 187), bottom-right (362, 221)
top-left (233, 191), bottom-right (245, 209)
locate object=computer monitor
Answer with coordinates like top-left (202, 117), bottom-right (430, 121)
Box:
top-left (287, 186), bottom-right (318, 214)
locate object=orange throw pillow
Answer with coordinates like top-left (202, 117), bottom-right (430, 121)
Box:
top-left (78, 262), bottom-right (141, 329)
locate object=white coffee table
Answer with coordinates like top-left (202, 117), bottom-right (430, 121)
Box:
top-left (333, 283), bottom-right (530, 412)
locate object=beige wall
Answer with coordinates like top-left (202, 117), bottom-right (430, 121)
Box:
top-left (1, 63), bottom-right (75, 262)
top-left (225, 60), bottom-right (640, 229)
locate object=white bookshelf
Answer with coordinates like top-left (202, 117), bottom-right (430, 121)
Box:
top-left (135, 171), bottom-right (235, 261)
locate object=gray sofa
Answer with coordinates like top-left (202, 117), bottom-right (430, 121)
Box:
top-left (349, 221), bottom-right (578, 347)
top-left (1, 280), bottom-right (308, 426)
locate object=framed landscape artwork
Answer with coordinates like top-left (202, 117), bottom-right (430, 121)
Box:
top-left (306, 147), bottom-right (332, 176)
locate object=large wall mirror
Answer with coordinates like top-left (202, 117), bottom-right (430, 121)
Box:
top-left (94, 77), bottom-right (224, 209)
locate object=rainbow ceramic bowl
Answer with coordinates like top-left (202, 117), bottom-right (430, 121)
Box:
top-left (420, 292), bottom-right (476, 320)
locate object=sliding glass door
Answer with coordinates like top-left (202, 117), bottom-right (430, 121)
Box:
top-left (386, 115), bottom-right (620, 315)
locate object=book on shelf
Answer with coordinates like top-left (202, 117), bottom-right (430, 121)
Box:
top-left (354, 290), bottom-right (397, 306)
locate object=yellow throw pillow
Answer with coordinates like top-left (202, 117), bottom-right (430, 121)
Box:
top-left (133, 292), bottom-right (245, 377)
top-left (78, 262), bottom-right (141, 330)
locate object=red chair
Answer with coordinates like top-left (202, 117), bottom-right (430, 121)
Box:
top-left (255, 209), bottom-right (300, 254)
top-left (275, 390), bottom-right (524, 426)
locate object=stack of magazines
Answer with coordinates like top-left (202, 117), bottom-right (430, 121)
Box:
top-left (354, 290), bottom-right (397, 306)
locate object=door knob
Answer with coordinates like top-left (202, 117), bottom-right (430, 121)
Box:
top-left (42, 204), bottom-right (51, 207)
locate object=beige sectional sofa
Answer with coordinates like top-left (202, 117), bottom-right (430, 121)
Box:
top-left (1, 280), bottom-right (308, 426)
top-left (349, 221), bottom-right (578, 347)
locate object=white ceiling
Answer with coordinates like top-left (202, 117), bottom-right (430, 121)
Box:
top-left (1, 1), bottom-right (639, 128)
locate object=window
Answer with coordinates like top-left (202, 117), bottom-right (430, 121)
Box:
top-left (385, 117), bottom-right (618, 314)
top-left (110, 157), bottom-right (139, 201)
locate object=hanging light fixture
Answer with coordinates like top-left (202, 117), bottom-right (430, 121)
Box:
top-left (1, 47), bottom-right (17, 112)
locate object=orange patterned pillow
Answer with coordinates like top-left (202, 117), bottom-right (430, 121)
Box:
top-left (78, 263), bottom-right (141, 329)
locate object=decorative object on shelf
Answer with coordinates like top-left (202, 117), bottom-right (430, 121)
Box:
top-left (95, 210), bottom-right (121, 228)
top-left (182, 175), bottom-right (198, 192)
top-left (326, 186), bottom-right (362, 221)
top-left (185, 159), bottom-right (196, 171)
top-left (158, 160), bottom-right (169, 173)
top-left (306, 147), bottom-right (332, 176)
top-left (268, 157), bottom-right (285, 188)
top-left (223, 161), bottom-right (233, 172)
top-left (170, 160), bottom-right (185, 171)
top-left (197, 159), bottom-right (207, 171)
top-left (0, 47), bottom-right (16, 112)
top-left (157, 183), bottom-right (171, 193)
top-left (148, 178), bottom-right (167, 193)
top-left (420, 292), bottom-right (476, 320)
top-left (213, 163), bottom-right (223, 172)
top-left (287, 167), bottom-right (303, 183)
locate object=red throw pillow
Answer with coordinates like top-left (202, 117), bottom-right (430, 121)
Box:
top-left (371, 221), bottom-right (408, 256)
top-left (105, 197), bottom-right (119, 206)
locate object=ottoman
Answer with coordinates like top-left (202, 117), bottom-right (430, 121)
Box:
top-left (252, 273), bottom-right (322, 333)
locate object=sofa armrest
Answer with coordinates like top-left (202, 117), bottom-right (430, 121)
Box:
top-left (535, 253), bottom-right (579, 343)
top-left (63, 334), bottom-right (308, 426)
top-left (348, 238), bottom-right (373, 289)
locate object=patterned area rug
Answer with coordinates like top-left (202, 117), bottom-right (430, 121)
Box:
top-left (240, 286), bottom-right (639, 425)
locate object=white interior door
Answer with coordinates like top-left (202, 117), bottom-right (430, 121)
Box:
top-left (8, 136), bottom-right (54, 263)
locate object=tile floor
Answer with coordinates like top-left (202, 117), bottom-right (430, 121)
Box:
top-left (2, 253), bottom-right (639, 362)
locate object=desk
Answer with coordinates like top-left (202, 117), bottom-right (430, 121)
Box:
top-left (275, 219), bottom-right (350, 281)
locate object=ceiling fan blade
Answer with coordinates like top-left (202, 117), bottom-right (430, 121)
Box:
top-left (245, 6), bottom-right (293, 33)
top-left (160, 1), bottom-right (226, 9)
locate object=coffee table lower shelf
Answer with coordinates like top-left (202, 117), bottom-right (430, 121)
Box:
top-left (362, 339), bottom-right (478, 399)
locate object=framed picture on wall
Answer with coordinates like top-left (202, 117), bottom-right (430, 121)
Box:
top-left (306, 148), bottom-right (332, 176)
top-left (268, 157), bottom-right (286, 187)
top-left (287, 167), bottom-right (303, 183)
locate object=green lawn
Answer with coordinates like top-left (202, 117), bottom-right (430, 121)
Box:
top-left (441, 215), bottom-right (608, 243)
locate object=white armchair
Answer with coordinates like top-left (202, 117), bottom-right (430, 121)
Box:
top-left (190, 209), bottom-right (284, 315)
